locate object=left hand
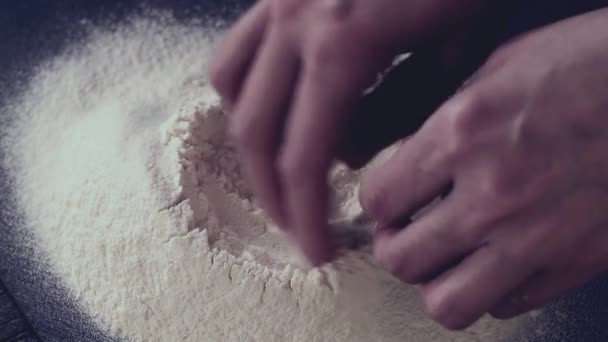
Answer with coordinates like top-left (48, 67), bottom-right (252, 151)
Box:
top-left (209, 0), bottom-right (507, 265)
top-left (360, 8), bottom-right (608, 329)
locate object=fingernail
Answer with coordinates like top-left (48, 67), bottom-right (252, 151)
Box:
top-left (305, 249), bottom-right (336, 268)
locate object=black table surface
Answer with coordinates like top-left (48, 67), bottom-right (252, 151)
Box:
top-left (0, 280), bottom-right (37, 342)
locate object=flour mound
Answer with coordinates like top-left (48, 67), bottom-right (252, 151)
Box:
top-left (161, 88), bottom-right (306, 268)
top-left (160, 87), bottom-right (366, 270)
top-left (3, 13), bottom-right (516, 342)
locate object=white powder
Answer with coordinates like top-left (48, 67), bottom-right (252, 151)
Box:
top-left (161, 86), bottom-right (307, 269)
top-left (2, 13), bottom-right (517, 342)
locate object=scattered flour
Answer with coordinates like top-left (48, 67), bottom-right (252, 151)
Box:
top-left (2, 13), bottom-right (516, 342)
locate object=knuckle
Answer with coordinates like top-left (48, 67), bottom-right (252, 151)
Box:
top-left (441, 90), bottom-right (489, 155)
top-left (230, 118), bottom-right (265, 153)
top-left (487, 164), bottom-right (549, 206)
top-left (306, 35), bottom-right (356, 83)
top-left (489, 305), bottom-right (517, 320)
top-left (271, 0), bottom-right (303, 22)
top-left (423, 289), bottom-right (470, 330)
top-left (373, 246), bottom-right (402, 275)
top-left (468, 171), bottom-right (538, 224)
top-left (208, 58), bottom-right (233, 100)
top-left (463, 220), bottom-right (486, 246)
top-left (449, 91), bottom-right (485, 130)
top-left (439, 222), bottom-right (480, 256)
top-left (310, 35), bottom-right (343, 67)
top-left (359, 181), bottom-right (392, 224)
top-left (480, 174), bottom-right (528, 208)
top-left (480, 170), bottom-right (510, 198)
top-left (277, 152), bottom-right (318, 188)
top-left (373, 235), bottom-right (427, 284)
top-left (486, 41), bottom-right (518, 69)
top-left (458, 211), bottom-right (490, 241)
top-left (490, 243), bottom-right (530, 270)
top-left (397, 261), bottom-right (426, 284)
top-left (307, 29), bottom-right (376, 80)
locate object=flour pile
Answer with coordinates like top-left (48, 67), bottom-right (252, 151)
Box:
top-left (2, 13), bottom-right (515, 342)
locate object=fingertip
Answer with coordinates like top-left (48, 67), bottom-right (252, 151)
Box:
top-left (489, 292), bottom-right (539, 320)
top-left (208, 51), bottom-right (235, 102)
top-left (421, 284), bottom-right (478, 330)
top-left (337, 149), bottom-right (370, 170)
top-left (301, 232), bottom-right (336, 266)
top-left (219, 97), bottom-right (235, 115)
top-left (262, 206), bottom-right (288, 233)
top-left (372, 227), bottom-right (402, 273)
top-left (310, 250), bottom-right (337, 267)
top-left (208, 1), bottom-right (270, 105)
top-left (489, 306), bottom-right (522, 320)
top-left (300, 243), bottom-right (337, 267)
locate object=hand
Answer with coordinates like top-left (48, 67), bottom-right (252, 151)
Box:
top-left (209, 0), bottom-right (507, 265)
top-left (360, 8), bottom-right (608, 329)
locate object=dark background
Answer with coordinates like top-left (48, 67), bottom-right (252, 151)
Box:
top-left (1, 1), bottom-right (608, 341)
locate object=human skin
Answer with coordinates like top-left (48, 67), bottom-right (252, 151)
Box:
top-left (209, 0), bottom-right (505, 264)
top-left (361, 8), bottom-right (608, 328)
top-left (209, 0), bottom-right (608, 330)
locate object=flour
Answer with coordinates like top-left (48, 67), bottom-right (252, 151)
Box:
top-left (161, 86), bottom-right (306, 268)
top-left (2, 12), bottom-right (516, 342)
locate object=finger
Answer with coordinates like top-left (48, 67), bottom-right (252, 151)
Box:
top-left (373, 193), bottom-right (480, 285)
top-left (209, 1), bottom-right (269, 107)
top-left (231, 30), bottom-right (300, 228)
top-left (280, 58), bottom-right (380, 265)
top-left (358, 47), bottom-right (513, 227)
top-left (359, 122), bottom-right (453, 226)
top-left (490, 269), bottom-right (593, 319)
top-left (419, 245), bottom-right (534, 330)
